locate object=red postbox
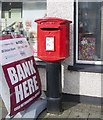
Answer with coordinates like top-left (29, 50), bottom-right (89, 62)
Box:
top-left (35, 17), bottom-right (72, 62)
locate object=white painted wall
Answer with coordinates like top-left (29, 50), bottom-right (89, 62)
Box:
top-left (63, 70), bottom-right (102, 97)
top-left (47, 0), bottom-right (74, 66)
top-left (38, 0), bottom-right (102, 98)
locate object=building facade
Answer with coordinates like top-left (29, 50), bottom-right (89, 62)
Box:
top-left (47, 0), bottom-right (103, 104)
top-left (0, 0), bottom-right (103, 105)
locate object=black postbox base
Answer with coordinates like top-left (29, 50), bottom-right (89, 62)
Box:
top-left (47, 97), bottom-right (62, 113)
top-left (46, 62), bottom-right (62, 114)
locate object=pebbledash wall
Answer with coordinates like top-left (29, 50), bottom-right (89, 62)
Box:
top-left (38, 0), bottom-right (103, 104)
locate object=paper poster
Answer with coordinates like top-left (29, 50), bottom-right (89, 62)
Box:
top-left (0, 35), bottom-right (41, 116)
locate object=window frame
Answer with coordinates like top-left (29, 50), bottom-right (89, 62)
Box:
top-left (68, 1), bottom-right (103, 73)
top-left (1, 2), bottom-right (22, 19)
top-left (75, 0), bottom-right (102, 65)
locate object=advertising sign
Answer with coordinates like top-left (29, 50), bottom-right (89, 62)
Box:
top-left (0, 35), bottom-right (41, 116)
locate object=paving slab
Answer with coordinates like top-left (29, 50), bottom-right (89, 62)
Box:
top-left (101, 114), bottom-right (103, 120)
top-left (0, 108), bottom-right (2, 120)
top-left (0, 97), bottom-right (102, 120)
top-left (68, 111), bottom-right (89, 118)
top-left (0, 97), bottom-right (8, 119)
top-left (38, 102), bottom-right (102, 119)
top-left (89, 104), bottom-right (101, 113)
top-left (74, 103), bottom-right (91, 111)
top-left (37, 110), bottom-right (71, 119)
top-left (88, 112), bottom-right (101, 119)
top-left (2, 107), bottom-right (8, 119)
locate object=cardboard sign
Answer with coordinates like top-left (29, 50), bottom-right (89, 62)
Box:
top-left (0, 35), bottom-right (41, 116)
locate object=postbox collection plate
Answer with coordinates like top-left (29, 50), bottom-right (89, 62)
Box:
top-left (46, 37), bottom-right (54, 51)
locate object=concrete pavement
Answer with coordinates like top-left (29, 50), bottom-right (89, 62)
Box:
top-left (0, 96), bottom-right (102, 119)
top-left (0, 97), bottom-right (8, 120)
top-left (37, 102), bottom-right (102, 119)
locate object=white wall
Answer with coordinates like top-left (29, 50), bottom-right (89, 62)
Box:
top-left (47, 0), bottom-right (74, 66)
top-left (63, 70), bottom-right (102, 97)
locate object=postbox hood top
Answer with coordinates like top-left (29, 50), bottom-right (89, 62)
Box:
top-left (35, 17), bottom-right (72, 24)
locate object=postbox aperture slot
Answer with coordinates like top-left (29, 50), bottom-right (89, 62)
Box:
top-left (40, 28), bottom-right (59, 30)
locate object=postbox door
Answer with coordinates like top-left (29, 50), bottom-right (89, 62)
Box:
top-left (37, 28), bottom-right (61, 61)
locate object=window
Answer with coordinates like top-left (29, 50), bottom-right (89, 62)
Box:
top-left (1, 2), bottom-right (22, 35)
top-left (1, 1), bottom-right (47, 61)
top-left (76, 1), bottom-right (102, 65)
top-left (22, 1), bottom-right (47, 60)
top-left (2, 2), bottom-right (22, 19)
